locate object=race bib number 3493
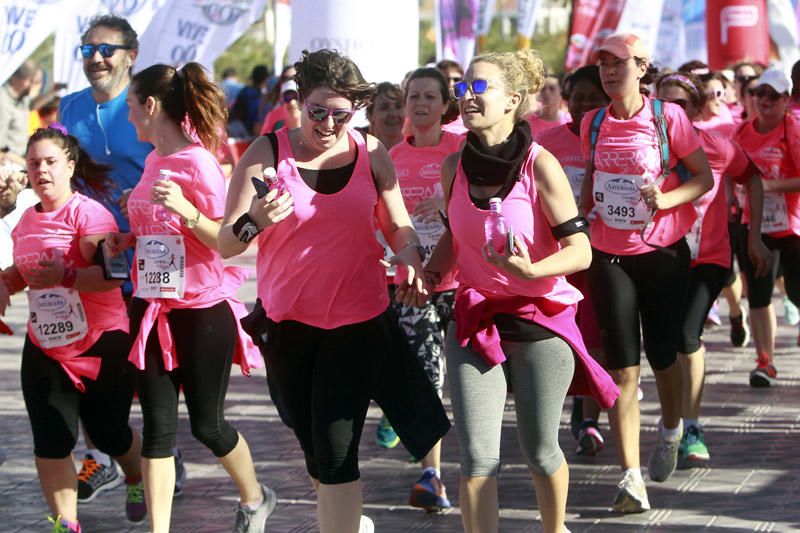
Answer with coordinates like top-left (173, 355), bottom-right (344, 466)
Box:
top-left (135, 235), bottom-right (186, 299)
top-left (593, 171), bottom-right (650, 230)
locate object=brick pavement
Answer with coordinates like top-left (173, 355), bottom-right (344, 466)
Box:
top-left (1, 261), bottom-right (799, 532)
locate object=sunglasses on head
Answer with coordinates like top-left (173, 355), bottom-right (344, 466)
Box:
top-left (453, 79), bottom-right (493, 99)
top-left (750, 88), bottom-right (783, 100)
top-left (80, 43), bottom-right (131, 59)
top-left (304, 103), bottom-right (355, 124)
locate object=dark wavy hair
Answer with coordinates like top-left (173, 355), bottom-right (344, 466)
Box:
top-left (81, 14), bottom-right (138, 49)
top-left (132, 62), bottom-right (227, 154)
top-left (405, 67), bottom-right (450, 109)
top-left (27, 126), bottom-right (115, 201)
top-left (293, 49), bottom-right (375, 109)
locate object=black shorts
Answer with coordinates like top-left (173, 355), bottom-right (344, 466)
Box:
top-left (680, 263), bottom-right (728, 353)
top-left (588, 239), bottom-right (690, 370)
top-left (21, 330), bottom-right (135, 459)
top-left (740, 231), bottom-right (800, 309)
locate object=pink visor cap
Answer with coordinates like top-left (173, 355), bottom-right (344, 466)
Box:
top-left (591, 33), bottom-right (650, 63)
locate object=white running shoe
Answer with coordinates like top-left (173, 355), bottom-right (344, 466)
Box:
top-left (613, 470), bottom-right (650, 513)
top-left (359, 515), bottom-right (375, 533)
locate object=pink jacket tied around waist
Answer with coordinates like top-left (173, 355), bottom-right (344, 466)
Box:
top-left (129, 266), bottom-right (263, 375)
top-left (454, 286), bottom-right (619, 409)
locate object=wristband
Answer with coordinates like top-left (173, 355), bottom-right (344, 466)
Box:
top-left (183, 207), bottom-right (201, 228)
top-left (61, 267), bottom-right (77, 288)
top-left (423, 270), bottom-right (442, 288)
top-left (403, 242), bottom-right (427, 262)
top-left (233, 213), bottom-right (261, 243)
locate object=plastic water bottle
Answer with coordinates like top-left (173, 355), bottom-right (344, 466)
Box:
top-left (263, 167), bottom-right (286, 196)
top-left (484, 197), bottom-right (510, 254)
top-left (152, 169), bottom-right (172, 221)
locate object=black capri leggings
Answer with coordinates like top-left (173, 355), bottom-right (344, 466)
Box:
top-left (588, 239), bottom-right (690, 371)
top-left (130, 298), bottom-right (240, 459)
top-left (680, 263), bottom-right (728, 354)
top-left (21, 330), bottom-right (135, 459)
top-left (740, 230), bottom-right (800, 309)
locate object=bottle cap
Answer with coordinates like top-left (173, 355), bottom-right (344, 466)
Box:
top-left (489, 197), bottom-right (502, 211)
top-left (159, 169), bottom-right (172, 178)
top-left (263, 167), bottom-right (277, 179)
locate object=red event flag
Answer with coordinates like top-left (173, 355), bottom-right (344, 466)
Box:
top-left (565, 0), bottom-right (627, 71)
top-left (706, 0), bottom-right (770, 69)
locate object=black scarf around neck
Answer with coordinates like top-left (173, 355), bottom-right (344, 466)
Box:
top-left (461, 119), bottom-right (532, 187)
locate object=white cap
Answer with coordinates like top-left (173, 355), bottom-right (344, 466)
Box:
top-left (755, 68), bottom-right (792, 95)
top-left (280, 80), bottom-right (298, 94)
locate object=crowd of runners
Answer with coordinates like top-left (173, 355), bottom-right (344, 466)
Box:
top-left (1, 13), bottom-right (799, 533)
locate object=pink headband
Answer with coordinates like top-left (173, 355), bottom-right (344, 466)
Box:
top-left (659, 74), bottom-right (700, 96)
top-left (47, 122), bottom-right (69, 136)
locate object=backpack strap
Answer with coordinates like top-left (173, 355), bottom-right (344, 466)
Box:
top-left (588, 107), bottom-right (607, 178)
top-left (651, 98), bottom-right (671, 180)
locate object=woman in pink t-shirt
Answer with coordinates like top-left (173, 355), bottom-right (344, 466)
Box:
top-left (219, 49), bottom-right (449, 533)
top-left (576, 33), bottom-right (713, 512)
top-left (423, 50), bottom-right (617, 533)
top-left (734, 68), bottom-right (800, 389)
top-left (524, 74), bottom-right (570, 137)
top-left (104, 63), bottom-right (272, 533)
top-left (1, 126), bottom-right (143, 532)
top-left (657, 72), bottom-right (772, 468)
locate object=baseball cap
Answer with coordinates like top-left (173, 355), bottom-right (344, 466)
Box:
top-left (591, 33), bottom-right (650, 63)
top-left (754, 68), bottom-right (792, 95)
top-left (280, 80), bottom-right (298, 94)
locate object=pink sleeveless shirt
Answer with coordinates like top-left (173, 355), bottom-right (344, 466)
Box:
top-left (449, 142), bottom-right (581, 304)
top-left (257, 128), bottom-right (389, 328)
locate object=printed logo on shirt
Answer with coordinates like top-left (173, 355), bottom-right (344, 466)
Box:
top-left (419, 163), bottom-right (442, 180)
top-left (604, 178), bottom-right (638, 195)
top-left (759, 146), bottom-right (783, 162)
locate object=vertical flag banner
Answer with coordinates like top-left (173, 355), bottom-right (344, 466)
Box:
top-left (706, 0), bottom-right (769, 69)
top-left (767, 0), bottom-right (800, 73)
top-left (475, 0), bottom-right (495, 52)
top-left (0, 0), bottom-right (74, 85)
top-left (290, 0), bottom-right (418, 84)
top-left (273, 0), bottom-right (291, 73)
top-left (516, 0), bottom-right (542, 50)
top-left (564, 0), bottom-right (626, 71)
top-left (436, 0), bottom-right (479, 68)
top-left (655, 0), bottom-right (687, 69)
top-left (53, 0), bottom-right (163, 93)
top-left (136, 0), bottom-right (266, 72)
top-left (616, 0), bottom-right (665, 54)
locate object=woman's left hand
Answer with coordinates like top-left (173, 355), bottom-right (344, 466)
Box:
top-left (483, 234), bottom-right (534, 280)
top-left (152, 179), bottom-right (194, 220)
top-left (382, 245), bottom-right (430, 307)
top-left (27, 260), bottom-right (66, 289)
top-left (640, 183), bottom-right (671, 211)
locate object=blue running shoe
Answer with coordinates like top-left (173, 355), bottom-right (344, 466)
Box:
top-left (375, 415), bottom-right (400, 449)
top-left (409, 469), bottom-right (451, 513)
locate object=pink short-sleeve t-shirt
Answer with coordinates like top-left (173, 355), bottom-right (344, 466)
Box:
top-left (580, 97), bottom-right (702, 255)
top-left (535, 123), bottom-right (584, 203)
top-left (127, 144), bottom-right (227, 300)
top-left (527, 111), bottom-right (571, 139)
top-left (12, 193), bottom-right (128, 354)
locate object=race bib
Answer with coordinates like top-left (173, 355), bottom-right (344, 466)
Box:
top-left (412, 214), bottom-right (445, 259)
top-left (593, 171), bottom-right (650, 230)
top-left (563, 165), bottom-right (585, 205)
top-left (28, 288), bottom-right (88, 349)
top-left (685, 215), bottom-right (703, 260)
top-left (135, 235), bottom-right (186, 299)
top-left (762, 192), bottom-right (789, 234)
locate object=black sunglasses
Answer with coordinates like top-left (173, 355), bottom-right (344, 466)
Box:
top-left (750, 88), bottom-right (782, 100)
top-left (80, 43), bottom-right (131, 59)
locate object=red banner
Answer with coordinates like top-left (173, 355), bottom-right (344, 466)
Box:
top-left (706, 0), bottom-right (769, 69)
top-left (565, 0), bottom-right (627, 71)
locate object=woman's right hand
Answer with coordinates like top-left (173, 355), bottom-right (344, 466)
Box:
top-left (248, 189), bottom-right (294, 230)
top-left (104, 232), bottom-right (135, 258)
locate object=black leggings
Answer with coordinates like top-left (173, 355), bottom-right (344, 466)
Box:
top-left (21, 330), bottom-right (135, 459)
top-left (740, 230), bottom-right (800, 309)
top-left (130, 299), bottom-right (240, 459)
top-left (262, 307), bottom-right (449, 485)
top-left (680, 263), bottom-right (728, 353)
top-left (588, 239), bottom-right (690, 370)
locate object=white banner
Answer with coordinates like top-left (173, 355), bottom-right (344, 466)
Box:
top-left (654, 0), bottom-right (686, 69)
top-left (0, 0), bottom-right (74, 85)
top-left (136, 0), bottom-right (266, 72)
top-left (475, 0), bottom-right (494, 36)
top-left (768, 0), bottom-right (800, 73)
top-left (289, 0), bottom-right (418, 85)
top-left (53, 0), bottom-right (163, 94)
top-left (273, 0), bottom-right (291, 73)
top-left (517, 0), bottom-right (542, 39)
top-left (616, 0), bottom-right (665, 54)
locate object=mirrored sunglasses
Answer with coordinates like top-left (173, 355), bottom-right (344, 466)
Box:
top-left (305, 103), bottom-right (355, 124)
top-left (80, 43), bottom-right (132, 59)
top-left (453, 79), bottom-right (490, 99)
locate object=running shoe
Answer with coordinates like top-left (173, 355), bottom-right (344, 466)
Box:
top-left (648, 420), bottom-right (682, 482)
top-left (125, 479), bottom-right (147, 523)
top-left (375, 415), bottom-right (400, 449)
top-left (77, 455), bottom-right (121, 502)
top-left (359, 516), bottom-right (375, 533)
top-left (729, 311), bottom-right (750, 347)
top-left (784, 296), bottom-right (800, 326)
top-left (49, 516), bottom-right (81, 533)
top-left (749, 352), bottom-right (777, 388)
top-left (569, 397), bottom-right (583, 441)
top-left (409, 469), bottom-right (451, 512)
top-left (678, 425), bottom-right (710, 469)
top-left (233, 484), bottom-right (277, 533)
top-left (173, 448), bottom-right (188, 497)
top-left (575, 422), bottom-right (605, 456)
top-left (705, 302), bottom-right (722, 327)
top-left (613, 470), bottom-right (650, 513)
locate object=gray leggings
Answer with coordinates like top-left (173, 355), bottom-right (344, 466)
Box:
top-left (446, 330), bottom-right (575, 477)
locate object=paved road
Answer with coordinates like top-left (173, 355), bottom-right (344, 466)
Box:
top-left (1, 257), bottom-right (799, 531)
